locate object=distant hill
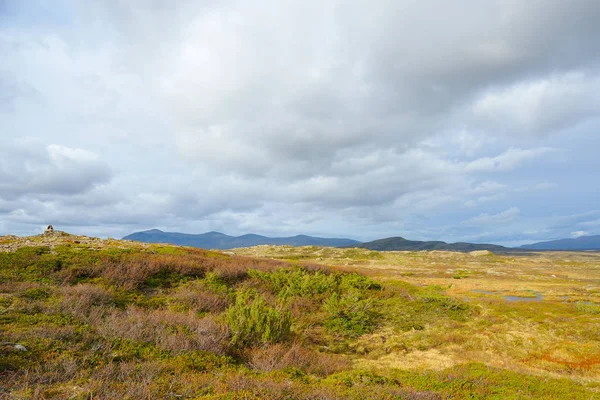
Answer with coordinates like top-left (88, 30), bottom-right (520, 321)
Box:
top-left (520, 235), bottom-right (600, 250)
top-left (123, 230), bottom-right (517, 252)
top-left (123, 229), bottom-right (360, 249)
top-left (353, 236), bottom-right (510, 252)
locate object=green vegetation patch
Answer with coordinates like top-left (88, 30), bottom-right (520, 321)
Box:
top-left (575, 301), bottom-right (600, 314)
top-left (382, 283), bottom-right (473, 332)
top-left (2, 239), bottom-right (597, 399)
top-left (324, 290), bottom-right (380, 338)
top-left (225, 289), bottom-right (291, 347)
top-left (392, 362), bottom-right (595, 399)
top-left (248, 268), bottom-right (383, 338)
top-left (248, 268), bottom-right (338, 298)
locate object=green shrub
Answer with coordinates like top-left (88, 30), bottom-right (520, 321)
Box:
top-left (225, 289), bottom-right (291, 347)
top-left (381, 284), bottom-right (472, 332)
top-left (248, 268), bottom-right (381, 299)
top-left (452, 270), bottom-right (469, 279)
top-left (21, 287), bottom-right (51, 300)
top-left (323, 290), bottom-right (379, 338)
top-left (339, 273), bottom-right (382, 291)
top-left (172, 278), bottom-right (230, 313)
top-left (203, 271), bottom-right (230, 294)
top-left (248, 268), bottom-right (337, 299)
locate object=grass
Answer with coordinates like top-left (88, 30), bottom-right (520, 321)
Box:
top-left (236, 245), bottom-right (600, 386)
top-left (0, 233), bottom-right (599, 398)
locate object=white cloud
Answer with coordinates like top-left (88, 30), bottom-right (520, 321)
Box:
top-left (471, 73), bottom-right (600, 135)
top-left (464, 147), bottom-right (556, 172)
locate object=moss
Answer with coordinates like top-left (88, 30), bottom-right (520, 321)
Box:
top-left (144, 270), bottom-right (189, 288)
top-left (379, 284), bottom-right (473, 332)
top-left (575, 301), bottom-right (600, 314)
top-left (108, 338), bottom-right (172, 361)
top-left (325, 369), bottom-right (392, 387)
top-left (170, 351), bottom-right (235, 372)
top-left (20, 287), bottom-right (51, 300)
top-left (392, 363), bottom-right (595, 399)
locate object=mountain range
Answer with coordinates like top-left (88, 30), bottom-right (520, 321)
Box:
top-left (123, 229), bottom-right (360, 249)
top-left (123, 229), bottom-right (512, 252)
top-left (519, 235), bottom-right (600, 250)
top-left (123, 229), bottom-right (600, 252)
top-left (352, 237), bottom-right (510, 252)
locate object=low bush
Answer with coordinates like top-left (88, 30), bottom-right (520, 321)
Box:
top-left (248, 342), bottom-right (349, 376)
top-left (20, 286), bottom-right (51, 300)
top-left (384, 284), bottom-right (473, 332)
top-left (97, 306), bottom-right (230, 355)
top-left (323, 290), bottom-right (380, 338)
top-left (249, 268), bottom-right (381, 299)
top-left (172, 279), bottom-right (231, 313)
top-left (60, 283), bottom-right (114, 318)
top-left (339, 273), bottom-right (382, 291)
top-left (248, 268), bottom-right (337, 298)
top-left (225, 289), bottom-right (291, 347)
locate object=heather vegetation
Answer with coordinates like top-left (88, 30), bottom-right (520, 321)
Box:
top-left (0, 234), bottom-right (598, 399)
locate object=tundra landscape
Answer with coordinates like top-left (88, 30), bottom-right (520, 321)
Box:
top-left (1, 232), bottom-right (599, 399)
top-left (3, 0), bottom-right (600, 398)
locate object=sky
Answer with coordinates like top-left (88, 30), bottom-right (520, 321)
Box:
top-left (1, 0), bottom-right (600, 246)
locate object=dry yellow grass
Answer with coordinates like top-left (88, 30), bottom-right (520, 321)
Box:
top-left (234, 245), bottom-right (600, 384)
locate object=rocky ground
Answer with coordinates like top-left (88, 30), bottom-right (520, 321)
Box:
top-left (0, 231), bottom-right (150, 253)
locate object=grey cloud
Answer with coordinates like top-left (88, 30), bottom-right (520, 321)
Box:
top-left (35, 1), bottom-right (598, 171)
top-left (0, 143), bottom-right (111, 200)
top-left (156, 0), bottom-right (599, 183)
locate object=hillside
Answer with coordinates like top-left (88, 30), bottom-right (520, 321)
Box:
top-left (520, 234), bottom-right (600, 250)
top-left (1, 232), bottom-right (598, 399)
top-left (354, 236), bottom-right (510, 252)
top-left (123, 229), bottom-right (360, 249)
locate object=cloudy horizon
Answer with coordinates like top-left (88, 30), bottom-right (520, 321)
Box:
top-left (1, 0), bottom-right (600, 246)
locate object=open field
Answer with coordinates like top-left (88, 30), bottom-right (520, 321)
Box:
top-left (234, 245), bottom-right (600, 301)
top-left (1, 233), bottom-right (599, 399)
top-left (235, 246), bottom-right (600, 381)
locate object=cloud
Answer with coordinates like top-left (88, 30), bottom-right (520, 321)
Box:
top-left (0, 1), bottom-right (599, 243)
top-left (471, 72), bottom-right (600, 135)
top-left (464, 147), bottom-right (556, 173)
top-left (549, 210), bottom-right (600, 230)
top-left (0, 141), bottom-right (111, 200)
top-left (571, 231), bottom-right (587, 238)
top-left (463, 207), bottom-right (521, 225)
top-left (80, 0), bottom-right (600, 177)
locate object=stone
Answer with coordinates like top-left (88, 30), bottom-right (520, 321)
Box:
top-left (14, 344), bottom-right (27, 352)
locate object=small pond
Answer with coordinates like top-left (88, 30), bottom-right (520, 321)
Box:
top-left (469, 290), bottom-right (544, 302)
top-left (503, 293), bottom-right (543, 302)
